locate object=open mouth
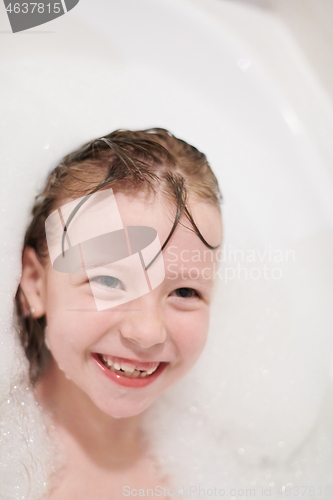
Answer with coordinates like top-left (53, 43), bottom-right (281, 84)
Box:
top-left (97, 353), bottom-right (160, 378)
top-left (92, 353), bottom-right (168, 387)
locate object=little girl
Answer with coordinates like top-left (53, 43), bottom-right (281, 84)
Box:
top-left (16, 128), bottom-right (223, 499)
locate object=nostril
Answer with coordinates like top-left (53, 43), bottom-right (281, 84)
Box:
top-left (120, 334), bottom-right (142, 347)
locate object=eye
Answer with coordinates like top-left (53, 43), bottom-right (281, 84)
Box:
top-left (89, 275), bottom-right (125, 290)
top-left (172, 287), bottom-right (199, 298)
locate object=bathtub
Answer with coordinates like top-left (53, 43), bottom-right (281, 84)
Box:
top-left (1, 0), bottom-right (333, 498)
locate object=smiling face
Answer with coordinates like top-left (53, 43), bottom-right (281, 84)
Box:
top-left (21, 190), bottom-right (222, 419)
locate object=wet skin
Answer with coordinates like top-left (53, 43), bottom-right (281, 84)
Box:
top-left (21, 191), bottom-right (222, 498)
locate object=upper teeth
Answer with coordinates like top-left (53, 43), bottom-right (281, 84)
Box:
top-left (101, 356), bottom-right (158, 376)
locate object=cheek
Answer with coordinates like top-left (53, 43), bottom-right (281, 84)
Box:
top-left (47, 313), bottom-right (104, 343)
top-left (172, 310), bottom-right (210, 363)
top-left (45, 300), bottom-right (108, 368)
top-left (44, 276), bottom-right (98, 352)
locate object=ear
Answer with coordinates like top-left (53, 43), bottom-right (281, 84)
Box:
top-left (20, 247), bottom-right (47, 319)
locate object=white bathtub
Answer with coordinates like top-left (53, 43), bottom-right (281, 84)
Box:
top-left (1, 1), bottom-right (333, 498)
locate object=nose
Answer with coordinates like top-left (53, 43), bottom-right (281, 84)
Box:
top-left (119, 294), bottom-right (167, 349)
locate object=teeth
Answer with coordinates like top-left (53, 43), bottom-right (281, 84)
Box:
top-left (100, 355), bottom-right (159, 378)
top-left (121, 364), bottom-right (135, 374)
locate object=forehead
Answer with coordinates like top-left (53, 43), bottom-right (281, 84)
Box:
top-left (45, 188), bottom-right (222, 271)
top-left (114, 190), bottom-right (222, 250)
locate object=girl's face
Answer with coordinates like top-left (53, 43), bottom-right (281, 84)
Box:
top-left (22, 191), bottom-right (222, 418)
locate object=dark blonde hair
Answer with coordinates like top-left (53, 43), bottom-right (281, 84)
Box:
top-left (16, 128), bottom-right (222, 383)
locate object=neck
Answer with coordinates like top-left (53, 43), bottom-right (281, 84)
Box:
top-left (34, 358), bottom-right (144, 466)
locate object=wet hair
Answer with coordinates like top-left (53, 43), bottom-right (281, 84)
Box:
top-left (15, 128), bottom-right (222, 383)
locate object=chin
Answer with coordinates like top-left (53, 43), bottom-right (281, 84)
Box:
top-left (96, 396), bottom-right (156, 419)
